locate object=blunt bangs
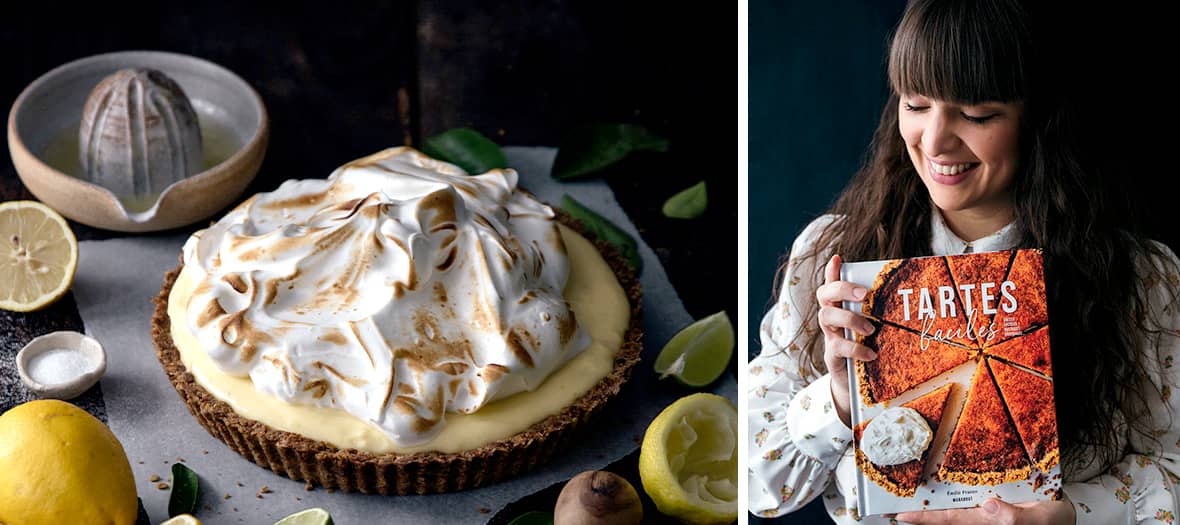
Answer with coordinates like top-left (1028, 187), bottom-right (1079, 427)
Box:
top-left (888, 0), bottom-right (1030, 104)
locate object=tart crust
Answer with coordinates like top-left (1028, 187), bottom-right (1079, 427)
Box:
top-left (152, 210), bottom-right (644, 495)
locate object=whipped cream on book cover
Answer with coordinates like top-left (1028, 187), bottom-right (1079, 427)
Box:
top-left (842, 250), bottom-right (1062, 517)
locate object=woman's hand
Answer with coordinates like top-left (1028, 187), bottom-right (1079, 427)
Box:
top-left (894, 497), bottom-right (1077, 525)
top-left (816, 255), bottom-right (878, 427)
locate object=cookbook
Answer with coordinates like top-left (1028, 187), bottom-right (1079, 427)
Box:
top-left (842, 249), bottom-right (1061, 516)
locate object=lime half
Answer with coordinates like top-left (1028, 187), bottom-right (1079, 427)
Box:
top-left (274, 508), bottom-right (334, 525)
top-left (654, 311), bottom-right (734, 387)
top-left (639, 393), bottom-right (738, 525)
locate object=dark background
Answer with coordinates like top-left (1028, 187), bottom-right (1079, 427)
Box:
top-left (2, 1), bottom-right (736, 328)
top-left (748, 0), bottom-right (906, 362)
top-left (749, 0), bottom-right (1179, 523)
top-left (0, 2), bottom-right (734, 523)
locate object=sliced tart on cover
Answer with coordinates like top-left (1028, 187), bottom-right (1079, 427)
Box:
top-left (855, 323), bottom-right (974, 404)
top-left (939, 360), bottom-right (1030, 485)
top-left (991, 249), bottom-right (1048, 345)
top-left (945, 250), bottom-right (1014, 347)
top-left (989, 358), bottom-right (1060, 472)
top-left (864, 256), bottom-right (975, 348)
top-left (983, 325), bottom-right (1052, 377)
top-left (853, 383), bottom-right (954, 497)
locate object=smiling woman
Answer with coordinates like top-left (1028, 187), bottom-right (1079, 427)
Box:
top-left (898, 97), bottom-right (1023, 242)
top-left (748, 0), bottom-right (1180, 524)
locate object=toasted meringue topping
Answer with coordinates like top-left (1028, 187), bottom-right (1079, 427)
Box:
top-left (181, 147), bottom-right (590, 445)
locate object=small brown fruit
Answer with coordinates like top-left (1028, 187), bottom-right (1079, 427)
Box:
top-left (554, 470), bottom-right (643, 525)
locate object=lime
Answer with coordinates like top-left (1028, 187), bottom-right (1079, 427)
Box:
top-left (654, 311), bottom-right (734, 387)
top-left (161, 515), bottom-right (202, 525)
top-left (0, 200), bottom-right (78, 312)
top-left (639, 393), bottom-right (737, 525)
top-left (0, 400), bottom-right (138, 525)
top-left (274, 508), bottom-right (334, 525)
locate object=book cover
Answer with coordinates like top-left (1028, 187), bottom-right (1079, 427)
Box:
top-left (842, 249), bottom-right (1061, 517)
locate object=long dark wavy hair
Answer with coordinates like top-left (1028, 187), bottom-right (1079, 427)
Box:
top-left (778, 0), bottom-right (1176, 476)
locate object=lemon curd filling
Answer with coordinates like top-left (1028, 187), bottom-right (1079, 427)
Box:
top-left (169, 224), bottom-right (629, 454)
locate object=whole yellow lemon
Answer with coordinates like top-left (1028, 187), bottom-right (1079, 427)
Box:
top-left (0, 400), bottom-right (138, 525)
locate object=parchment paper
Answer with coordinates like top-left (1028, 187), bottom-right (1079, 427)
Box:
top-left (71, 147), bottom-right (737, 524)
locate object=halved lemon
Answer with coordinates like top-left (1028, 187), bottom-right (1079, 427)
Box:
top-left (639, 393), bottom-right (737, 525)
top-left (0, 201), bottom-right (78, 312)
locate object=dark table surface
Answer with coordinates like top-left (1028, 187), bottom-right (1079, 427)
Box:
top-left (1, 2), bottom-right (734, 523)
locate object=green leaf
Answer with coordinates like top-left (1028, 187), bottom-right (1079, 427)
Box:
top-left (662, 181), bottom-right (707, 219)
top-left (168, 463), bottom-right (199, 517)
top-left (561, 195), bottom-right (642, 272)
top-left (421, 128), bottom-right (508, 174)
top-left (506, 511), bottom-right (554, 525)
top-left (552, 124), bottom-right (669, 180)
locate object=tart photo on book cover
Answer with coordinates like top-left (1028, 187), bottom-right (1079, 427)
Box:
top-left (842, 249), bottom-right (1061, 517)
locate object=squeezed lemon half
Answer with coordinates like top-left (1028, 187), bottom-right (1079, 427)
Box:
top-left (639, 393), bottom-right (738, 525)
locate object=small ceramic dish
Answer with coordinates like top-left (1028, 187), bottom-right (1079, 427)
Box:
top-left (16, 331), bottom-right (107, 400)
top-left (7, 50), bottom-right (268, 232)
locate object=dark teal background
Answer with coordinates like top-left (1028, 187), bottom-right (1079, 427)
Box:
top-left (748, 0), bottom-right (906, 361)
top-left (748, 3), bottom-right (905, 523)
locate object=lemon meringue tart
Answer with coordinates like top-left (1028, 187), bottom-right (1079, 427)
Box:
top-left (152, 147), bottom-right (642, 494)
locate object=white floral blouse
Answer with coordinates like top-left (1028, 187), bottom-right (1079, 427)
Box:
top-left (748, 212), bottom-right (1180, 524)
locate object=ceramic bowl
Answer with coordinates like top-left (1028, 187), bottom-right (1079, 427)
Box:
top-left (16, 331), bottom-right (107, 400)
top-left (7, 50), bottom-right (268, 232)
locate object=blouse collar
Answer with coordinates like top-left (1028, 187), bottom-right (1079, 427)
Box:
top-left (929, 209), bottom-right (1019, 255)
